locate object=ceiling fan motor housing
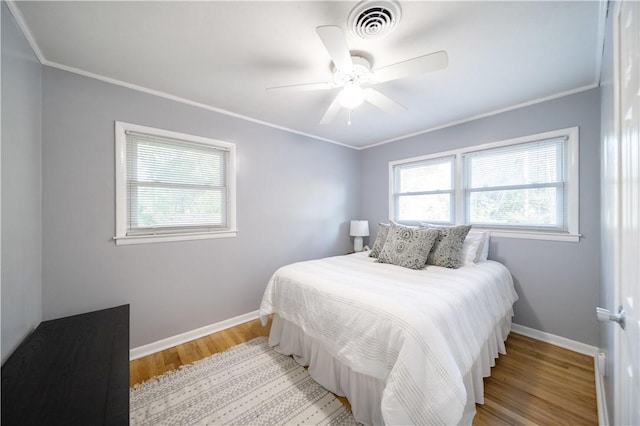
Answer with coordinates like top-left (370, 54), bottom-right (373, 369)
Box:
top-left (333, 56), bottom-right (373, 86)
top-left (348, 0), bottom-right (402, 40)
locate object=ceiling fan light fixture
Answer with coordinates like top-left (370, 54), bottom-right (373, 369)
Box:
top-left (337, 83), bottom-right (365, 109)
top-left (267, 23), bottom-right (446, 125)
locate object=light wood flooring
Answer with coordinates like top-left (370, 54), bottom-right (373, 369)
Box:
top-left (130, 318), bottom-right (598, 425)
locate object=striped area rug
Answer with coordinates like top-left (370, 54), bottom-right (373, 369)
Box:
top-left (130, 337), bottom-right (360, 425)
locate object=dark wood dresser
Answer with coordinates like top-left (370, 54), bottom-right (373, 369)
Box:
top-left (1, 305), bottom-right (130, 425)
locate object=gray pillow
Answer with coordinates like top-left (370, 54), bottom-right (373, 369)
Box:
top-left (377, 222), bottom-right (440, 269)
top-left (426, 225), bottom-right (472, 268)
top-left (369, 223), bottom-right (390, 258)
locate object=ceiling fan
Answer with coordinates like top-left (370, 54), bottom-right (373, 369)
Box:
top-left (266, 25), bottom-right (448, 125)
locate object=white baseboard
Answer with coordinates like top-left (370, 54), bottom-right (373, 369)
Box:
top-left (594, 353), bottom-right (609, 426)
top-left (130, 310), bottom-right (260, 360)
top-left (510, 323), bottom-right (599, 357)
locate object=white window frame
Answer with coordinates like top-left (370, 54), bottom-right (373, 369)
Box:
top-left (389, 127), bottom-right (580, 242)
top-left (114, 121), bottom-right (237, 245)
top-left (391, 155), bottom-right (456, 224)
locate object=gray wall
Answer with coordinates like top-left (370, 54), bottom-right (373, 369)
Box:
top-left (1, 3), bottom-right (43, 363)
top-left (41, 67), bottom-right (359, 348)
top-left (599, 1), bottom-right (616, 422)
top-left (361, 88), bottom-right (601, 346)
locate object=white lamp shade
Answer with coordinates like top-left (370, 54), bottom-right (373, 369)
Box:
top-left (350, 220), bottom-right (370, 237)
top-left (338, 84), bottom-right (365, 109)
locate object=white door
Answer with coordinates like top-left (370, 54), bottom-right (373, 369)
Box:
top-left (615, 1), bottom-right (640, 424)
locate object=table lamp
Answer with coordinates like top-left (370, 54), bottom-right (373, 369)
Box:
top-left (350, 220), bottom-right (369, 252)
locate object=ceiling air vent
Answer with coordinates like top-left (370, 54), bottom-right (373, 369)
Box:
top-left (348, 0), bottom-right (402, 40)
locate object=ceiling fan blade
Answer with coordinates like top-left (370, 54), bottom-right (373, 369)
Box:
top-left (316, 26), bottom-right (353, 73)
top-left (320, 95), bottom-right (342, 124)
top-left (363, 88), bottom-right (407, 115)
top-left (266, 82), bottom-right (332, 92)
top-left (373, 51), bottom-right (448, 83)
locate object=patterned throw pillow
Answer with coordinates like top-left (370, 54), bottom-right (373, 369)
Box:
top-left (369, 223), bottom-right (390, 258)
top-left (426, 225), bottom-right (472, 269)
top-left (377, 222), bottom-right (440, 269)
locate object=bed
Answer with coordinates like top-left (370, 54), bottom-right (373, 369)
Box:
top-left (259, 229), bottom-right (518, 425)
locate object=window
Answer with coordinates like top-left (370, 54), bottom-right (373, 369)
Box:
top-left (115, 122), bottom-right (237, 245)
top-left (389, 128), bottom-right (579, 242)
top-left (464, 138), bottom-right (567, 229)
top-left (392, 156), bottom-right (455, 223)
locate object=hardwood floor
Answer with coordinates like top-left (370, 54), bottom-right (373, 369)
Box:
top-left (473, 333), bottom-right (597, 425)
top-left (130, 318), bottom-right (598, 425)
top-left (130, 317), bottom-right (271, 387)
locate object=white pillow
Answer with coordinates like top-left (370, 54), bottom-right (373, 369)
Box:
top-left (461, 232), bottom-right (484, 265)
top-left (459, 230), bottom-right (491, 264)
top-left (474, 231), bottom-right (490, 262)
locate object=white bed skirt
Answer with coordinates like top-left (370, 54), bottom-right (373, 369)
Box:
top-left (268, 312), bottom-right (513, 426)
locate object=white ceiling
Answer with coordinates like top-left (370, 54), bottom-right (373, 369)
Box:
top-left (10, 1), bottom-right (605, 149)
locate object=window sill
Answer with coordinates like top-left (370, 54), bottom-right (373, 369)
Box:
top-left (484, 229), bottom-right (581, 242)
top-left (114, 229), bottom-right (238, 245)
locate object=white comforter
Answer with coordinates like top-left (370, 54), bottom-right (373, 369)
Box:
top-left (259, 252), bottom-right (518, 425)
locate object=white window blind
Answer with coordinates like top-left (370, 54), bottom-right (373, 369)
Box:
top-left (115, 121), bottom-right (237, 245)
top-left (463, 137), bottom-right (567, 230)
top-left (126, 131), bottom-right (229, 234)
top-left (392, 156), bottom-right (454, 224)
